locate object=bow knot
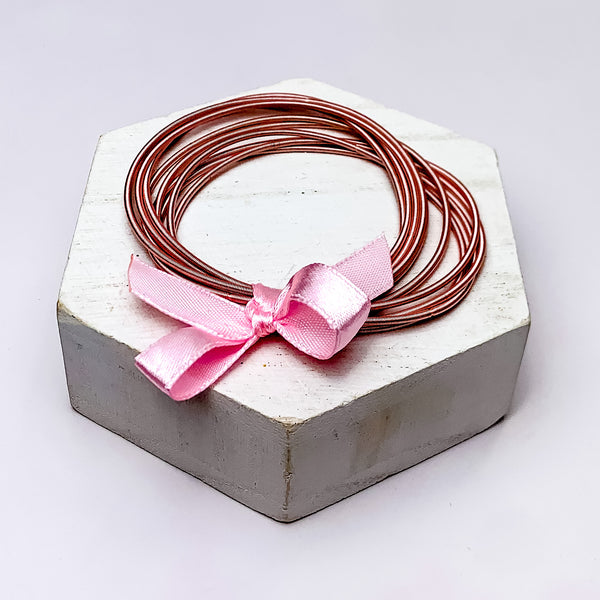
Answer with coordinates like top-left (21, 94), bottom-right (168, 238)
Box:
top-left (128, 235), bottom-right (394, 401)
top-left (244, 287), bottom-right (277, 338)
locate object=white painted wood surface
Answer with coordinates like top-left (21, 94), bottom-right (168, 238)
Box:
top-left (58, 79), bottom-right (530, 521)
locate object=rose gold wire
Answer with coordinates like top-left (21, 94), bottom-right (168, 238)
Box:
top-left (124, 93), bottom-right (486, 333)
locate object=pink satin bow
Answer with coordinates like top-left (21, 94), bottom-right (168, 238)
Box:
top-left (128, 235), bottom-right (393, 400)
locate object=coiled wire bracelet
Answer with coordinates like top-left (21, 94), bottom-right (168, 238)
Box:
top-left (124, 93), bottom-right (486, 334)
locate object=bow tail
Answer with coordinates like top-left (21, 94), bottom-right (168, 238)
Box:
top-left (136, 326), bottom-right (257, 401)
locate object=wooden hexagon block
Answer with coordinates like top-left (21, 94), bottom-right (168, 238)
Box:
top-left (57, 79), bottom-right (529, 521)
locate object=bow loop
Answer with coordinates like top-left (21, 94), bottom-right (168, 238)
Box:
top-left (274, 263), bottom-right (371, 359)
top-left (128, 235), bottom-right (393, 400)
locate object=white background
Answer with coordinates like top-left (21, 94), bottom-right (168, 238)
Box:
top-left (2, 1), bottom-right (599, 598)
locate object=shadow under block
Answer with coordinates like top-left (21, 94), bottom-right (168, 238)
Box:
top-left (58, 79), bottom-right (530, 521)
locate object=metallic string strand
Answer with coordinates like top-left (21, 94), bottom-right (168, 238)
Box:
top-left (124, 93), bottom-right (486, 334)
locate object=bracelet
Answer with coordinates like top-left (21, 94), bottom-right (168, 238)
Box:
top-left (124, 93), bottom-right (485, 334)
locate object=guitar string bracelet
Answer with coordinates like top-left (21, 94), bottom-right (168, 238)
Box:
top-left (124, 93), bottom-right (485, 334)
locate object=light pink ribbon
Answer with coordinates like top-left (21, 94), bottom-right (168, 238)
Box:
top-left (128, 235), bottom-right (393, 401)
